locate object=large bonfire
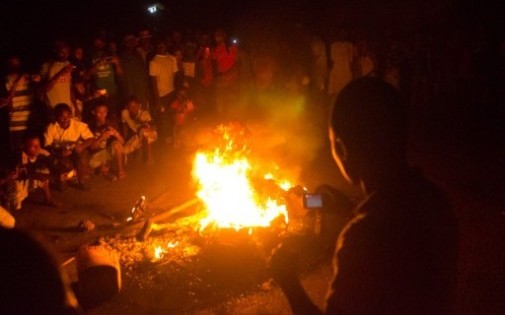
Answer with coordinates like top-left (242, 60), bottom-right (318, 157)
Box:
top-left (192, 123), bottom-right (291, 232)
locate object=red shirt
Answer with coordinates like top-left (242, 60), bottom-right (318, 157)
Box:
top-left (213, 44), bottom-right (238, 74)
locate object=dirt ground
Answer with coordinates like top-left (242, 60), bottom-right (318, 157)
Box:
top-left (12, 106), bottom-right (505, 315)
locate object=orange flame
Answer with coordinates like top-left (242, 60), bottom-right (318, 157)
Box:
top-left (192, 124), bottom-right (290, 231)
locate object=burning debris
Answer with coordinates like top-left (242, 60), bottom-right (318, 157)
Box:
top-left (192, 123), bottom-right (292, 232)
top-left (126, 195), bottom-right (148, 223)
top-left (103, 123), bottom-right (311, 277)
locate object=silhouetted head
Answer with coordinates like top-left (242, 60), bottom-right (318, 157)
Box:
top-left (56, 44), bottom-right (70, 62)
top-left (154, 38), bottom-right (168, 55)
top-left (123, 34), bottom-right (137, 50)
top-left (330, 78), bottom-right (408, 191)
top-left (6, 55), bottom-right (22, 73)
top-left (0, 228), bottom-right (79, 315)
top-left (214, 28), bottom-right (227, 44)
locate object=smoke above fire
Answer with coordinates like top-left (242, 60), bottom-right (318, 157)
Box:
top-left (237, 90), bottom-right (328, 184)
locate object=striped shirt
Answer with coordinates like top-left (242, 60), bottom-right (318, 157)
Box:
top-left (5, 74), bottom-right (33, 132)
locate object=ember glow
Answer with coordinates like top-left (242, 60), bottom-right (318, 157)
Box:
top-left (153, 246), bottom-right (166, 260)
top-left (264, 173), bottom-right (292, 191)
top-left (193, 124), bottom-right (290, 231)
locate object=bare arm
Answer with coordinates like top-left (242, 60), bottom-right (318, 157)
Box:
top-left (43, 64), bottom-right (73, 93)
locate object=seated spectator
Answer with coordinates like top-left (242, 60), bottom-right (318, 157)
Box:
top-left (121, 96), bottom-right (156, 165)
top-left (12, 133), bottom-right (58, 209)
top-left (169, 87), bottom-right (194, 148)
top-left (44, 103), bottom-right (95, 191)
top-left (0, 228), bottom-right (81, 314)
top-left (88, 102), bottom-right (126, 180)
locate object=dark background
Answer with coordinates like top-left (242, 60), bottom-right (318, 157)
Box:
top-left (1, 0), bottom-right (504, 68)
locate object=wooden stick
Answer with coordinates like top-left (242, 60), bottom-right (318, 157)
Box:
top-left (148, 198), bottom-right (200, 223)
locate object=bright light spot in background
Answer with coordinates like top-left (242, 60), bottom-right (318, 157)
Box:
top-left (147, 3), bottom-right (165, 14)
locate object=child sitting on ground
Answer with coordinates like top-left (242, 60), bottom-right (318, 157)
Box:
top-left (5, 133), bottom-right (58, 210)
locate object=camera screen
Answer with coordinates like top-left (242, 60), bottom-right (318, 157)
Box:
top-left (304, 194), bottom-right (323, 209)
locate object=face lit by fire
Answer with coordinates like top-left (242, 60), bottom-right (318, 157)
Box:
top-left (329, 127), bottom-right (352, 184)
top-left (56, 110), bottom-right (72, 130)
top-left (93, 104), bottom-right (108, 124)
top-left (24, 137), bottom-right (41, 158)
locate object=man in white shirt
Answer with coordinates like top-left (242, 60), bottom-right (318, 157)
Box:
top-left (149, 39), bottom-right (178, 144)
top-left (44, 103), bottom-right (94, 190)
top-left (149, 39), bottom-right (178, 110)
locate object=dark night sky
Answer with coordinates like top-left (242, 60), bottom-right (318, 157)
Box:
top-left (0, 0), bottom-right (504, 67)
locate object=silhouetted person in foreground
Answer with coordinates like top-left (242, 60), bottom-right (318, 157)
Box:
top-left (270, 78), bottom-right (458, 315)
top-left (0, 228), bottom-right (80, 314)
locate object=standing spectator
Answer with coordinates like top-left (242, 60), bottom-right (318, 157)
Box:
top-left (193, 33), bottom-right (214, 115)
top-left (120, 34), bottom-right (150, 107)
top-left (44, 104), bottom-right (95, 191)
top-left (182, 34), bottom-right (198, 84)
top-left (108, 39), bottom-right (119, 57)
top-left (149, 38), bottom-right (178, 143)
top-left (40, 43), bottom-right (76, 115)
top-left (196, 33), bottom-right (214, 89)
top-left (1, 55), bottom-right (40, 154)
top-left (270, 78), bottom-right (458, 315)
top-left (137, 30), bottom-right (154, 64)
top-left (328, 31), bottom-right (355, 100)
top-left (69, 45), bottom-right (88, 82)
top-left (88, 102), bottom-right (126, 180)
top-left (310, 37), bottom-right (328, 93)
top-left (172, 31), bottom-right (183, 50)
top-left (355, 38), bottom-right (376, 78)
top-left (150, 39), bottom-right (178, 108)
top-left (172, 47), bottom-right (185, 90)
top-left (88, 37), bottom-right (124, 116)
top-left (212, 29), bottom-right (239, 117)
top-left (121, 96), bottom-right (156, 165)
top-left (169, 87), bottom-right (195, 148)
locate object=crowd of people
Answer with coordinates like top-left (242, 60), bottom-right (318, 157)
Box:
top-left (1, 24), bottom-right (504, 223)
top-left (0, 18), bottom-right (503, 314)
